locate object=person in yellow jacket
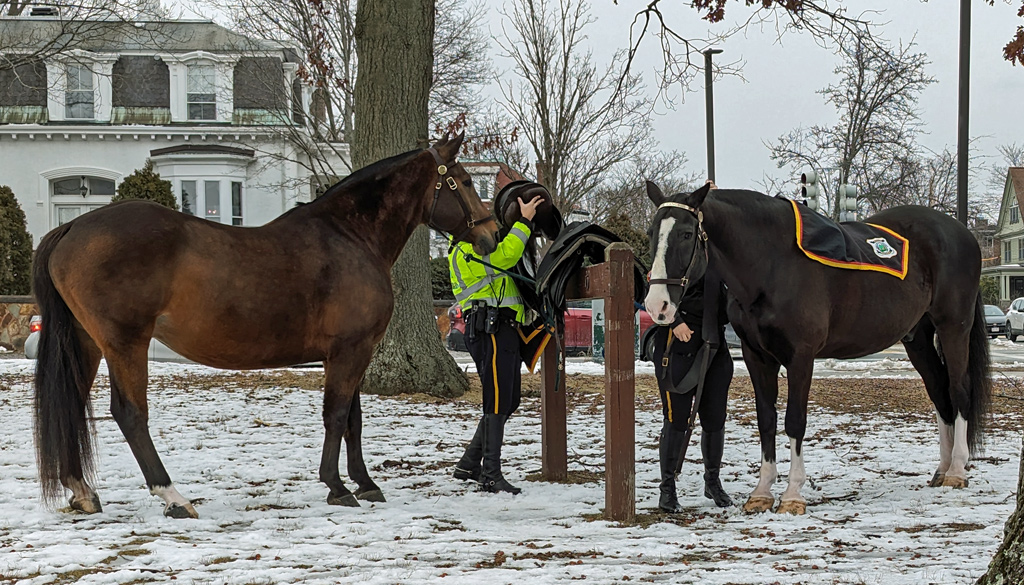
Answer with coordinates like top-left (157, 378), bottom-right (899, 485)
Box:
top-left (451, 195), bottom-right (543, 494)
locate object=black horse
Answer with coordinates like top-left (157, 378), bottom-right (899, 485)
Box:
top-left (644, 181), bottom-right (991, 515)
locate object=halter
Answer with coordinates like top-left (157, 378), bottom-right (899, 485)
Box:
top-left (647, 201), bottom-right (708, 291)
top-left (425, 147), bottom-right (494, 246)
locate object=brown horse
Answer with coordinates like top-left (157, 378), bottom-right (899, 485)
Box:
top-left (33, 133), bottom-right (497, 519)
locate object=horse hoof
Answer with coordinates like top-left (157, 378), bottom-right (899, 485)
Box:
top-left (927, 471), bottom-right (946, 487)
top-left (164, 502), bottom-right (199, 519)
top-left (742, 496), bottom-right (774, 514)
top-left (69, 495), bottom-right (102, 514)
top-left (776, 500), bottom-right (806, 515)
top-left (941, 475), bottom-right (969, 489)
top-left (327, 492), bottom-right (360, 507)
top-left (356, 489), bottom-right (386, 503)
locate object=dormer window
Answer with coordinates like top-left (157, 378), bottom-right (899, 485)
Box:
top-left (65, 64), bottom-right (95, 119)
top-left (187, 64), bottom-right (217, 121)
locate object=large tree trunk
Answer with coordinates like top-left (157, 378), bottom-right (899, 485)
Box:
top-left (977, 434), bottom-right (1024, 584)
top-left (351, 0), bottom-right (468, 398)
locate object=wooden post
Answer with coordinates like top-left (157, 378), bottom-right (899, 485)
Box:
top-left (538, 243), bottom-right (635, 522)
top-left (541, 339), bottom-right (567, 480)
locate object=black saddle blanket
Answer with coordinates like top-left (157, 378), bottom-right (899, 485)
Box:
top-left (790, 200), bottom-right (909, 279)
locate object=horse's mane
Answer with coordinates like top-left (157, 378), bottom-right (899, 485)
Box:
top-left (707, 189), bottom-right (793, 227)
top-left (279, 148), bottom-right (423, 219)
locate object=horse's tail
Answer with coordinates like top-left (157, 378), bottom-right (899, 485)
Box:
top-left (33, 223), bottom-right (95, 506)
top-left (967, 292), bottom-right (992, 456)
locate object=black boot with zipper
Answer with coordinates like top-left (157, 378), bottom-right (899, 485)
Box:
top-left (701, 428), bottom-right (733, 507)
top-left (480, 413), bottom-right (521, 495)
top-left (453, 416), bottom-right (485, 482)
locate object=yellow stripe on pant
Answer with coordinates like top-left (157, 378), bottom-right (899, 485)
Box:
top-left (491, 333), bottom-right (499, 415)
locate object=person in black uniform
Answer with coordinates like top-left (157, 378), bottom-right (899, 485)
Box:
top-left (651, 270), bottom-right (734, 512)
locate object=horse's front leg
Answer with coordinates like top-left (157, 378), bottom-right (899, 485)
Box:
top-left (320, 350), bottom-right (374, 507)
top-left (742, 346), bottom-right (781, 514)
top-left (777, 357), bottom-right (814, 515)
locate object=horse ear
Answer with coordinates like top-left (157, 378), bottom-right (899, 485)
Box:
top-left (690, 181), bottom-right (712, 207)
top-left (436, 131), bottom-right (465, 161)
top-left (646, 181), bottom-right (666, 206)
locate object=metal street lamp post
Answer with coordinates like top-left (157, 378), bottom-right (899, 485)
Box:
top-left (704, 48), bottom-right (723, 183)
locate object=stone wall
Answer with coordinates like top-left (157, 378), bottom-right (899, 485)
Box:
top-left (0, 296), bottom-right (37, 352)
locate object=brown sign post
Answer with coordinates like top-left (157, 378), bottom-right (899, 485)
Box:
top-left (540, 243), bottom-right (636, 522)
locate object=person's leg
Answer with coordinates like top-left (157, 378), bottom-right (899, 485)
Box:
top-left (454, 326), bottom-right (490, 482)
top-left (481, 322), bottom-right (523, 494)
top-left (698, 347), bottom-right (734, 507)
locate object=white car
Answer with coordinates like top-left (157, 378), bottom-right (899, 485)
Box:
top-left (24, 315), bottom-right (190, 362)
top-left (1006, 297), bottom-right (1024, 342)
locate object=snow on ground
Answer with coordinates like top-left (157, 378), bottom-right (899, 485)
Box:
top-left (0, 358), bottom-right (1020, 584)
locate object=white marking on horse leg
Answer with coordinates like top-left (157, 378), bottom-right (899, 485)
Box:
top-left (945, 414), bottom-right (970, 480)
top-left (151, 484), bottom-right (197, 517)
top-left (644, 217), bottom-right (677, 324)
top-left (750, 454), bottom-right (777, 500)
top-left (935, 410), bottom-right (953, 474)
top-left (780, 438), bottom-right (807, 504)
top-left (65, 476), bottom-right (95, 502)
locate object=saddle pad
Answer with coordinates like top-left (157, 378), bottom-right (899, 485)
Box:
top-left (790, 200), bottom-right (909, 279)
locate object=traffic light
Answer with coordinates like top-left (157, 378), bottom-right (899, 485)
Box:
top-left (838, 184), bottom-right (858, 222)
top-left (800, 170), bottom-right (820, 212)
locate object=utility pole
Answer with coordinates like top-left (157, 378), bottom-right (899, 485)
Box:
top-left (956, 0), bottom-right (971, 226)
top-left (704, 48), bottom-right (723, 182)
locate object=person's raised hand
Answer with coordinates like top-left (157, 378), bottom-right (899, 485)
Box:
top-left (518, 196), bottom-right (543, 221)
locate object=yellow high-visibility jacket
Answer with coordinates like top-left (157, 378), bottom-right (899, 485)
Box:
top-left (448, 220), bottom-right (533, 324)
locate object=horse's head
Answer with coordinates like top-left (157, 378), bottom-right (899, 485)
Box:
top-left (425, 133), bottom-right (499, 255)
top-left (644, 180), bottom-right (713, 324)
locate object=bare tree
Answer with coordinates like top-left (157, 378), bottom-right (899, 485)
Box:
top-left (497, 0), bottom-right (654, 215)
top-left (195, 0), bottom-right (490, 194)
top-left (587, 150), bottom-right (698, 228)
top-left (766, 33), bottom-right (934, 219)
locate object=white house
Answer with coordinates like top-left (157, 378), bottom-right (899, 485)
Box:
top-left (0, 15), bottom-right (340, 245)
top-left (981, 167), bottom-right (1024, 303)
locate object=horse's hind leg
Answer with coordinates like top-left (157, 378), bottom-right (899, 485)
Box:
top-left (320, 350), bottom-right (374, 507)
top-left (106, 346), bottom-right (198, 518)
top-left (346, 392), bottom-right (385, 502)
top-left (901, 318), bottom-right (955, 487)
top-left (64, 327), bottom-right (103, 513)
top-left (932, 322), bottom-right (973, 488)
top-left (742, 346), bottom-right (782, 514)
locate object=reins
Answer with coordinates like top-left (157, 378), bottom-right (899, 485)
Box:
top-left (424, 147), bottom-right (494, 253)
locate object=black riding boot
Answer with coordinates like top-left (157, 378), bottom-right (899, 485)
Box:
top-left (658, 421), bottom-right (685, 513)
top-left (480, 413), bottom-right (521, 495)
top-left (453, 417), bottom-right (485, 482)
top-left (701, 428), bottom-right (733, 507)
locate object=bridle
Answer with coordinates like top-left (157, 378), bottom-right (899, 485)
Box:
top-left (425, 147), bottom-right (494, 245)
top-left (648, 201), bottom-right (708, 293)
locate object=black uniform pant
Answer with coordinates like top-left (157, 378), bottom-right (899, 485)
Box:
top-left (651, 325), bottom-right (732, 433)
top-left (466, 316), bottom-right (522, 416)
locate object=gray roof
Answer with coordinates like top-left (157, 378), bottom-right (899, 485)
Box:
top-left (0, 18), bottom-right (285, 54)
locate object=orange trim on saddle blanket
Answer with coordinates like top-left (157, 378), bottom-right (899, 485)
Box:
top-left (790, 200), bottom-right (910, 280)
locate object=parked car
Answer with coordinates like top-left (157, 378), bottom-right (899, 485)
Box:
top-left (1007, 298), bottom-right (1024, 341)
top-left (446, 301), bottom-right (741, 359)
top-left (24, 316), bottom-right (191, 362)
top-left (984, 304), bottom-right (1009, 339)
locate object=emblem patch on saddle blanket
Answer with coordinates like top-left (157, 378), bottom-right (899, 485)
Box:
top-left (866, 237), bottom-right (897, 259)
top-left (790, 200), bottom-right (909, 279)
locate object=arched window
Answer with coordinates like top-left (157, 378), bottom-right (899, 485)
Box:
top-left (51, 176), bottom-right (116, 225)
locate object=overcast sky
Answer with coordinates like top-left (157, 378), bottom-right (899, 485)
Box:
top-left (478, 0), bottom-right (1024, 197)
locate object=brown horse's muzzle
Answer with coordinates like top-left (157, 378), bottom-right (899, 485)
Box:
top-left (471, 223), bottom-right (499, 255)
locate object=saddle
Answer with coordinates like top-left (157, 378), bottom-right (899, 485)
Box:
top-left (789, 199), bottom-right (909, 279)
top-left (533, 221), bottom-right (648, 317)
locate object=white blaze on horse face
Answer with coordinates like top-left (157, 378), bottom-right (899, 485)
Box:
top-left (645, 216), bottom-right (677, 324)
